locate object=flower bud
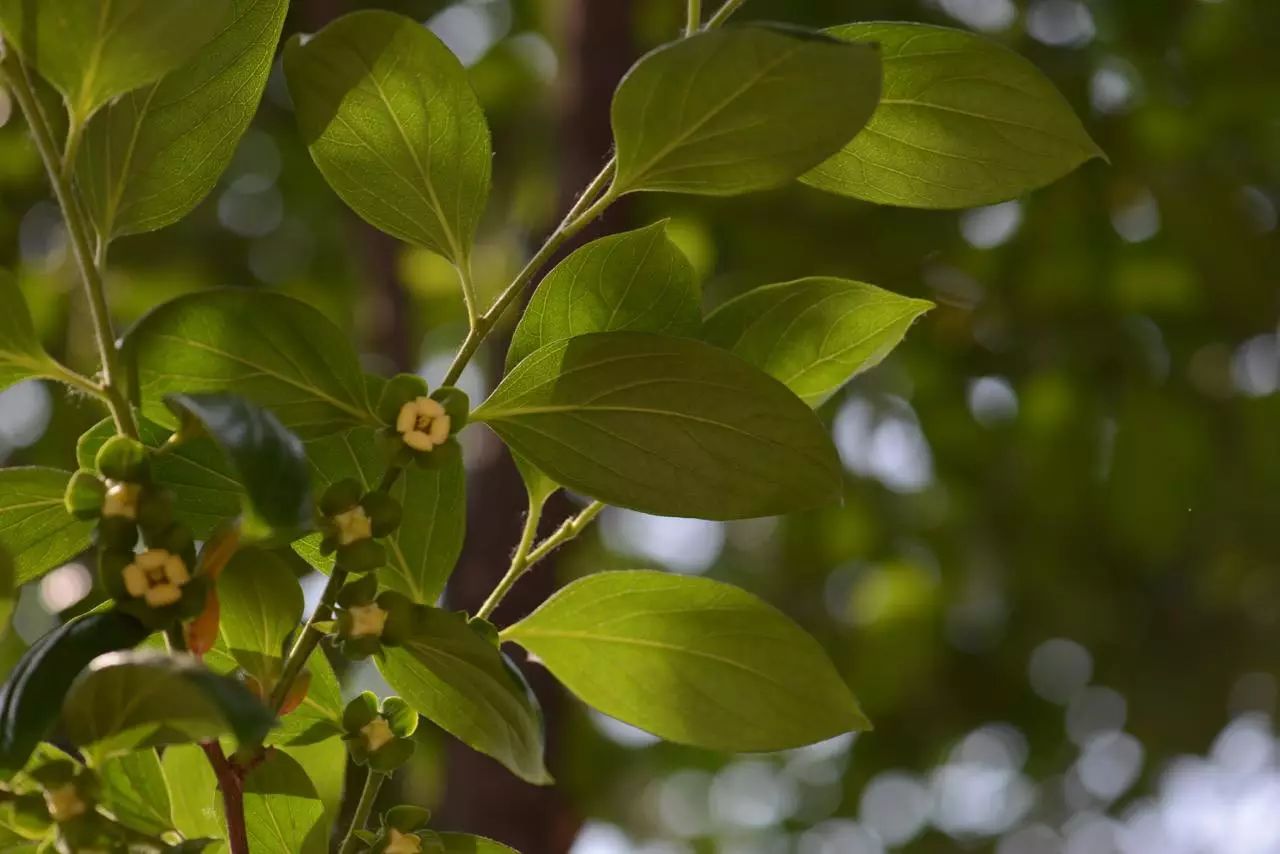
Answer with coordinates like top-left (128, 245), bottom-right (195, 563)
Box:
top-left (64, 470), bottom-right (106, 520)
top-left (94, 435), bottom-right (149, 482)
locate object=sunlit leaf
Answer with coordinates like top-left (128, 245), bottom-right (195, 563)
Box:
top-left (802, 22), bottom-right (1104, 208)
top-left (611, 25), bottom-right (880, 196)
top-left (0, 467), bottom-right (94, 585)
top-left (475, 332), bottom-right (843, 520)
top-left (77, 0), bottom-right (289, 237)
top-left (504, 570), bottom-right (870, 751)
top-left (703, 277), bottom-right (933, 407)
top-left (284, 9), bottom-right (491, 266)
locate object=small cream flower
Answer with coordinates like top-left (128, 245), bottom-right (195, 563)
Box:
top-left (44, 783), bottom-right (87, 823)
top-left (123, 548), bottom-right (190, 607)
top-left (349, 602), bottom-right (388, 639)
top-left (360, 717), bottom-right (395, 752)
top-left (395, 396), bottom-right (451, 452)
top-left (102, 481), bottom-right (140, 520)
top-left (334, 505), bottom-right (373, 546)
top-left (385, 828), bottom-right (423, 854)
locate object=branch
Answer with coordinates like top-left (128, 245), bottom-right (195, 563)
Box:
top-left (202, 742), bottom-right (250, 854)
top-left (269, 567), bottom-right (347, 713)
top-left (338, 769), bottom-right (386, 854)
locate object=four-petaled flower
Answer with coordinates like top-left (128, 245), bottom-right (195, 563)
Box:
top-left (101, 481), bottom-right (140, 520)
top-left (348, 601), bottom-right (389, 638)
top-left (396, 396), bottom-right (451, 452)
top-left (123, 548), bottom-right (190, 607)
top-left (334, 505), bottom-right (373, 546)
top-left (360, 717), bottom-right (395, 752)
top-left (384, 828), bottom-right (423, 854)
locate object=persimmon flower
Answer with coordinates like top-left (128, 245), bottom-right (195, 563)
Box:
top-left (395, 396), bottom-right (451, 452)
top-left (334, 505), bottom-right (373, 546)
top-left (385, 829), bottom-right (423, 854)
top-left (44, 784), bottom-right (87, 822)
top-left (360, 717), bottom-right (395, 752)
top-left (348, 602), bottom-right (388, 639)
top-left (123, 548), bottom-right (190, 608)
top-left (101, 481), bottom-right (140, 520)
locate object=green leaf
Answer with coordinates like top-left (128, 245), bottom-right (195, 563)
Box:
top-left (165, 393), bottom-right (313, 543)
top-left (506, 222), bottom-right (702, 371)
top-left (0, 611), bottom-right (149, 775)
top-left (0, 272), bottom-right (60, 393)
top-left (0, 0), bottom-right (232, 123)
top-left (284, 9), bottom-right (491, 266)
top-left (440, 834), bottom-right (519, 854)
top-left (270, 645), bottom-right (344, 747)
top-left (0, 468), bottom-right (94, 585)
top-left (802, 22), bottom-right (1104, 209)
top-left (77, 417), bottom-right (240, 540)
top-left (97, 750), bottom-right (173, 837)
top-left (161, 744), bottom-right (222, 841)
top-left (125, 288), bottom-right (372, 439)
top-left (299, 427), bottom-right (466, 604)
top-left (505, 570), bottom-right (869, 751)
top-left (280, 738), bottom-right (345, 841)
top-left (238, 749), bottom-right (327, 854)
top-left (610, 25), bottom-right (880, 196)
top-left (702, 277), bottom-right (933, 407)
top-left (377, 608), bottom-right (550, 785)
top-left (217, 547), bottom-right (303, 686)
top-left (61, 651), bottom-right (276, 762)
top-left (0, 556), bottom-right (21, 685)
top-left (77, 0), bottom-right (289, 238)
top-left (474, 332), bottom-right (843, 520)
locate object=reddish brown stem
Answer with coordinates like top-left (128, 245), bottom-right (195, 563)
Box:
top-left (202, 742), bottom-right (249, 854)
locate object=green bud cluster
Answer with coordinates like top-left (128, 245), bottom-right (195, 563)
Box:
top-left (376, 374), bottom-right (469, 471)
top-left (332, 574), bottom-right (419, 660)
top-left (341, 692), bottom-right (418, 773)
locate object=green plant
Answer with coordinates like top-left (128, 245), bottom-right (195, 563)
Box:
top-left (0, 0), bottom-right (1099, 851)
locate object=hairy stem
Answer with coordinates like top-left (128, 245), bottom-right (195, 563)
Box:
top-left (475, 500), bottom-right (544, 620)
top-left (686, 0), bottom-right (702, 35)
top-left (269, 567), bottom-right (348, 713)
top-left (706, 0), bottom-right (748, 28)
top-left (439, 162), bottom-right (618, 388)
top-left (525, 500), bottom-right (604, 566)
top-left (202, 742), bottom-right (250, 854)
top-left (0, 49), bottom-right (139, 438)
top-left (338, 769), bottom-right (387, 854)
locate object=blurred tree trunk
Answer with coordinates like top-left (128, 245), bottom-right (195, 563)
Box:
top-left (435, 2), bottom-right (636, 852)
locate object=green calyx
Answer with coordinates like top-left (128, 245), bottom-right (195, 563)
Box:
top-left (63, 470), bottom-right (106, 520)
top-left (341, 692), bottom-right (419, 771)
top-left (365, 806), bottom-right (440, 854)
top-left (93, 435), bottom-right (150, 483)
top-left (334, 577), bottom-right (419, 658)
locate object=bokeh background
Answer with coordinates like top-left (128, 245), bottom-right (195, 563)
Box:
top-left (3, 0), bottom-right (1280, 852)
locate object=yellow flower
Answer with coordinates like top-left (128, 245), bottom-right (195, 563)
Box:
top-left (349, 602), bottom-right (388, 638)
top-left (385, 828), bottom-right (423, 854)
top-left (123, 548), bottom-right (190, 607)
top-left (44, 783), bottom-right (87, 822)
top-left (360, 717), bottom-right (395, 752)
top-left (334, 505), bottom-right (373, 545)
top-left (101, 481), bottom-right (140, 520)
top-left (395, 396), bottom-right (451, 452)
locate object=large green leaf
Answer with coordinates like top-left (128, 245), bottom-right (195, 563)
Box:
top-left (802, 22), bottom-right (1104, 208)
top-left (284, 9), bottom-right (491, 266)
top-left (506, 222), bottom-right (701, 371)
top-left (217, 548), bottom-right (303, 686)
top-left (378, 608), bottom-right (550, 785)
top-left (270, 647), bottom-right (343, 748)
top-left (0, 272), bottom-right (60, 393)
top-left (610, 25), bottom-right (880, 196)
top-left (238, 749), bottom-right (326, 854)
top-left (0, 0), bottom-right (232, 123)
top-left (702, 277), bottom-right (933, 407)
top-left (280, 738), bottom-right (344, 842)
top-left (97, 750), bottom-right (173, 837)
top-left (124, 289), bottom-right (372, 439)
top-left (474, 332), bottom-right (843, 520)
top-left (161, 744), bottom-right (222, 841)
top-left (0, 467), bottom-right (94, 585)
top-left (505, 570), bottom-right (870, 751)
top-left (77, 0), bottom-right (289, 238)
top-left (299, 427), bottom-right (465, 604)
top-left (62, 651), bottom-right (275, 762)
top-left (165, 393), bottom-right (313, 543)
top-left (77, 417), bottom-right (240, 540)
top-left (0, 556), bottom-right (22, 684)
